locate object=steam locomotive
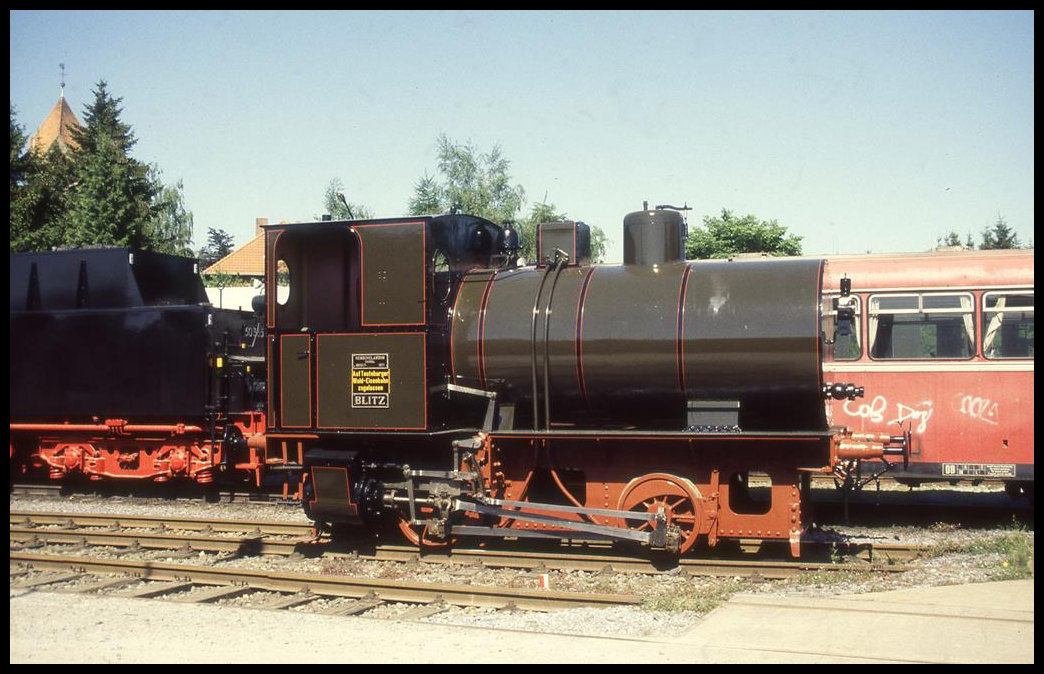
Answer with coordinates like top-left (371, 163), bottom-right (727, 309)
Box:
top-left (263, 207), bottom-right (905, 556)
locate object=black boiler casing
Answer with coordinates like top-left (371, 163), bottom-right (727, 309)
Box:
top-left (450, 256), bottom-right (825, 432)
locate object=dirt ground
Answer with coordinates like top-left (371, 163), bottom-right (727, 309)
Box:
top-left (9, 588), bottom-right (704, 664)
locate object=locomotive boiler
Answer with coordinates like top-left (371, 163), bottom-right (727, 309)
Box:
top-left (261, 206), bottom-right (907, 555)
top-left (451, 209), bottom-right (826, 433)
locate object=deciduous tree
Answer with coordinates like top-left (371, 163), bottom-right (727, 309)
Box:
top-left (409, 134), bottom-right (608, 262)
top-left (409, 133), bottom-right (526, 224)
top-left (146, 174), bottom-right (195, 256)
top-left (686, 209), bottom-right (802, 259)
top-left (322, 178), bottom-right (372, 220)
top-left (10, 104), bottom-right (75, 252)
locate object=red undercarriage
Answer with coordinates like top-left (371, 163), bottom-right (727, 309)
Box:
top-left (466, 430), bottom-right (904, 557)
top-left (11, 412), bottom-right (267, 486)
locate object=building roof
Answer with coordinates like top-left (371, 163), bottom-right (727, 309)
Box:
top-left (29, 95), bottom-right (82, 154)
top-left (204, 233), bottom-right (265, 276)
top-left (203, 218), bottom-right (269, 276)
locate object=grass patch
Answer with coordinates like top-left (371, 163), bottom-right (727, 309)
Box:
top-left (924, 524), bottom-right (1034, 581)
top-left (783, 567), bottom-right (879, 588)
top-left (642, 578), bottom-right (749, 614)
top-left (966, 531), bottom-right (1034, 580)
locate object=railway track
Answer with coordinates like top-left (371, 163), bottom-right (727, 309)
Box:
top-left (10, 551), bottom-right (632, 613)
top-left (10, 482), bottom-right (294, 503)
top-left (10, 510), bottom-right (310, 535)
top-left (11, 510), bottom-right (922, 578)
top-left (8, 508), bottom-right (930, 626)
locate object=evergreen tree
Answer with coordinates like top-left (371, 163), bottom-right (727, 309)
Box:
top-left (408, 173), bottom-right (442, 216)
top-left (66, 81), bottom-right (159, 248)
top-left (11, 103), bottom-right (75, 252)
top-left (13, 84), bottom-right (193, 254)
top-left (980, 216), bottom-right (1021, 250)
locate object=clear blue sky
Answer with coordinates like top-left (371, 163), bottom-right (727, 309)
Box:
top-left (10, 10), bottom-right (1035, 260)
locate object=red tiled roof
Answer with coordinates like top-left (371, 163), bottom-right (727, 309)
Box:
top-left (204, 233), bottom-right (265, 276)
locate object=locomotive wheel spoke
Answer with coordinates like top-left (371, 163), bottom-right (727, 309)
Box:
top-left (665, 497), bottom-right (687, 510)
top-left (618, 473), bottom-right (704, 554)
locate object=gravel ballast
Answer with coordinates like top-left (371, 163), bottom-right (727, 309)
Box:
top-left (10, 489), bottom-right (1033, 661)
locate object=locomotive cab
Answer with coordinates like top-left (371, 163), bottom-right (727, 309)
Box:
top-left (262, 213), bottom-right (502, 437)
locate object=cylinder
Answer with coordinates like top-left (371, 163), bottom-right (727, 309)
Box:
top-left (450, 256), bottom-right (826, 431)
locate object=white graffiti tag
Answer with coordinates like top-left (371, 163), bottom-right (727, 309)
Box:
top-left (891, 401), bottom-right (934, 434)
top-left (842, 395), bottom-right (933, 434)
top-left (955, 394), bottom-right (1000, 426)
top-left (843, 395), bottom-right (888, 424)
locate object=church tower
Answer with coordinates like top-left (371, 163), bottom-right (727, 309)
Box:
top-left (28, 64), bottom-right (82, 154)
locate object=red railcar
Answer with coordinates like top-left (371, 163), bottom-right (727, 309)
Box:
top-left (822, 248), bottom-right (1033, 498)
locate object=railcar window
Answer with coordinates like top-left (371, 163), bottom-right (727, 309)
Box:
top-left (829, 295), bottom-right (861, 360)
top-left (983, 291), bottom-right (1034, 359)
top-left (869, 292), bottom-right (974, 359)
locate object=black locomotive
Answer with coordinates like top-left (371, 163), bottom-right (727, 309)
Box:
top-left (10, 248), bottom-right (267, 485)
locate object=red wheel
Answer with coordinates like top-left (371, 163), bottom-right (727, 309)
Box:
top-left (617, 473), bottom-right (704, 554)
top-left (395, 501), bottom-right (457, 549)
top-left (396, 516), bottom-right (453, 548)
